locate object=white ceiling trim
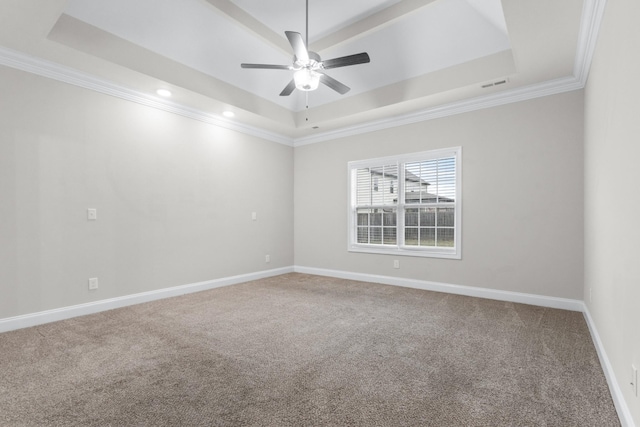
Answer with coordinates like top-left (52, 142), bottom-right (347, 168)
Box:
top-left (295, 76), bottom-right (584, 146)
top-left (0, 46), bottom-right (294, 146)
top-left (296, 0), bottom-right (607, 146)
top-left (0, 0), bottom-right (606, 148)
top-left (574, 0), bottom-right (608, 86)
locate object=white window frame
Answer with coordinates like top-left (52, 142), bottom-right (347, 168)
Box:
top-left (347, 147), bottom-right (462, 259)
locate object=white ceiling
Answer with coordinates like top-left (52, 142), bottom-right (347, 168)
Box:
top-left (62, 0), bottom-right (511, 112)
top-left (229, 0), bottom-right (404, 41)
top-left (0, 0), bottom-right (593, 143)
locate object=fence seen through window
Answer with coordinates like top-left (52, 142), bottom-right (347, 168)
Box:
top-left (349, 147), bottom-right (461, 259)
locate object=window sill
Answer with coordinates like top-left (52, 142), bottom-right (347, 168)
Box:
top-left (348, 245), bottom-right (461, 260)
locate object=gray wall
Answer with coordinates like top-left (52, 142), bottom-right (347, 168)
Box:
top-left (584, 0), bottom-right (640, 423)
top-left (2, 14), bottom-right (636, 419)
top-left (0, 66), bottom-right (294, 319)
top-left (295, 91), bottom-right (585, 299)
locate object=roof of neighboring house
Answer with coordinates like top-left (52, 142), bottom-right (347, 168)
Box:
top-left (368, 168), bottom-right (429, 185)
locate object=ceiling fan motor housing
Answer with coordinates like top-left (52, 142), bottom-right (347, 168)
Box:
top-left (294, 51), bottom-right (322, 71)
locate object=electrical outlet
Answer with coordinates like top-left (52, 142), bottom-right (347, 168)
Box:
top-left (632, 364), bottom-right (638, 397)
top-left (88, 278), bottom-right (98, 290)
top-left (265, 254), bottom-right (270, 263)
top-left (87, 208), bottom-right (97, 221)
top-left (393, 260), bottom-right (400, 269)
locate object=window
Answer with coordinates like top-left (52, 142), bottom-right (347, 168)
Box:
top-left (348, 147), bottom-right (461, 259)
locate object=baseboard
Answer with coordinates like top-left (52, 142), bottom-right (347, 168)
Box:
top-left (293, 265), bottom-right (633, 426)
top-left (1, 265), bottom-right (632, 425)
top-left (293, 266), bottom-right (584, 311)
top-left (0, 266), bottom-right (294, 334)
top-left (0, 265), bottom-right (585, 333)
top-left (583, 306), bottom-right (636, 427)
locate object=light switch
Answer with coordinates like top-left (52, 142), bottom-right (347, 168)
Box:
top-left (87, 208), bottom-right (97, 221)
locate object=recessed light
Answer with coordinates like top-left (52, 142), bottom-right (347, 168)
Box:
top-left (223, 111), bottom-right (235, 118)
top-left (156, 89), bottom-right (172, 97)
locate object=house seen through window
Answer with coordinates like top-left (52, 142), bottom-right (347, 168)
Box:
top-left (348, 147), bottom-right (461, 259)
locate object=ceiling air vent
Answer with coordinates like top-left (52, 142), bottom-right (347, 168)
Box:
top-left (481, 78), bottom-right (509, 89)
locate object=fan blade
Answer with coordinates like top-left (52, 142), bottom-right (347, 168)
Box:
top-left (241, 63), bottom-right (291, 70)
top-left (322, 52), bottom-right (370, 69)
top-left (285, 31), bottom-right (309, 62)
top-left (279, 79), bottom-right (296, 96)
top-left (319, 73), bottom-right (350, 95)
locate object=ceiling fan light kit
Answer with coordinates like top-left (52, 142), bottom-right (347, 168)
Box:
top-left (240, 0), bottom-right (370, 97)
top-left (294, 69), bottom-right (320, 91)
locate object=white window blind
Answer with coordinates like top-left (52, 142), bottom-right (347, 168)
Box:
top-left (355, 164), bottom-right (398, 245)
top-left (348, 147), bottom-right (461, 259)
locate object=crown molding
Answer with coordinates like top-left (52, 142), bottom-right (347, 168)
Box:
top-left (294, 75), bottom-right (584, 146)
top-left (294, 0), bottom-right (607, 147)
top-left (0, 46), bottom-right (294, 147)
top-left (574, 0), bottom-right (608, 86)
top-left (0, 0), bottom-right (606, 148)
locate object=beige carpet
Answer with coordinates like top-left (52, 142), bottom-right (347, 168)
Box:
top-left (0, 273), bottom-right (619, 426)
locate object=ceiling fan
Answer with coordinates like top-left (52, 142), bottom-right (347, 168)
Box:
top-left (240, 0), bottom-right (370, 96)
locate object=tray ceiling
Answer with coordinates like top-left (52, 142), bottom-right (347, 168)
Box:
top-left (0, 0), bottom-right (593, 143)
